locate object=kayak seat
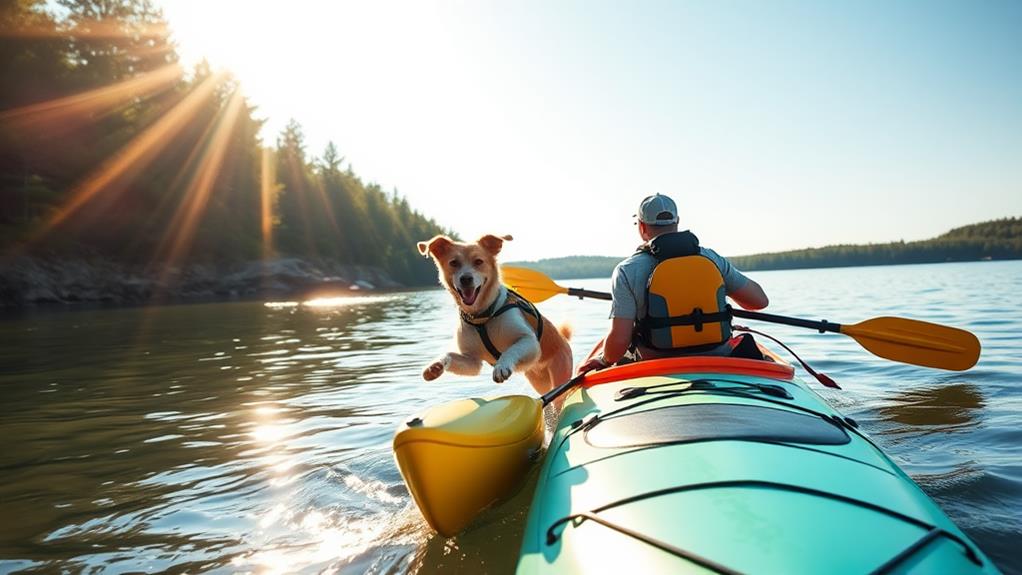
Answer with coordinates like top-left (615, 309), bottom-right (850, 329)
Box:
top-left (585, 403), bottom-right (850, 448)
top-left (729, 333), bottom-right (765, 360)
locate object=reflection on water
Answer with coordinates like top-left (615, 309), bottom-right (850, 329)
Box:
top-left (409, 468), bottom-right (538, 575)
top-left (877, 382), bottom-right (985, 429)
top-left (0, 294), bottom-right (444, 574)
top-left (0, 261), bottom-right (1020, 573)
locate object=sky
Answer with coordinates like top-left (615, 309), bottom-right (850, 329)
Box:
top-left (157, 0), bottom-right (1021, 262)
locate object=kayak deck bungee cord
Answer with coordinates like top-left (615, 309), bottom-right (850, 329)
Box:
top-left (514, 353), bottom-right (996, 574)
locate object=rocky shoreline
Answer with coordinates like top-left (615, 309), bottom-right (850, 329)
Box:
top-left (0, 256), bottom-right (407, 308)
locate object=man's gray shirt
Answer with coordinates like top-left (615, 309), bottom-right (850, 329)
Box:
top-left (609, 246), bottom-right (750, 321)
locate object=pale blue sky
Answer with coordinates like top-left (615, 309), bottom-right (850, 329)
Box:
top-left (160, 0), bottom-right (1021, 261)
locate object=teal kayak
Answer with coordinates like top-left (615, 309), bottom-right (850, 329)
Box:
top-left (516, 354), bottom-right (998, 574)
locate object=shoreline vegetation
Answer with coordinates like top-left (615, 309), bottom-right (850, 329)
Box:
top-left (1, 1), bottom-right (453, 308)
top-left (507, 217), bottom-right (1022, 280)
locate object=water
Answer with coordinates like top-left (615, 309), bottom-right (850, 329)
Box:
top-left (1, 261), bottom-right (1019, 574)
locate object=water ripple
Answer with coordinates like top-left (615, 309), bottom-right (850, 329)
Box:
top-left (0, 262), bottom-right (1019, 573)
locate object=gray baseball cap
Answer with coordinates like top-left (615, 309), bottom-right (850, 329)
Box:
top-left (635, 194), bottom-right (679, 225)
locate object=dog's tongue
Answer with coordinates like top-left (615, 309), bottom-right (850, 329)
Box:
top-left (460, 285), bottom-right (478, 306)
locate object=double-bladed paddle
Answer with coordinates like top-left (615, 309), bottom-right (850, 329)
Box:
top-left (500, 265), bottom-right (981, 371)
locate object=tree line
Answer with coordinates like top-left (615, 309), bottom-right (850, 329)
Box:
top-left (728, 217), bottom-right (1022, 272)
top-left (503, 255), bottom-right (623, 280)
top-left (0, 0), bottom-right (452, 285)
top-left (510, 217), bottom-right (1022, 279)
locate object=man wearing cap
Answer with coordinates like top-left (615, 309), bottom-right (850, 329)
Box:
top-left (578, 193), bottom-right (769, 374)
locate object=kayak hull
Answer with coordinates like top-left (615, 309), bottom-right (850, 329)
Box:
top-left (394, 395), bottom-right (544, 537)
top-left (517, 357), bottom-right (997, 574)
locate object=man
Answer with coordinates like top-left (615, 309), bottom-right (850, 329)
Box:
top-left (578, 193), bottom-right (769, 374)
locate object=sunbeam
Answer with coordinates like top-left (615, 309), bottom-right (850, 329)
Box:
top-left (0, 64), bottom-right (182, 129)
top-left (260, 147), bottom-right (276, 260)
top-left (310, 176), bottom-right (341, 239)
top-left (0, 18), bottom-right (169, 41)
top-left (154, 88), bottom-right (245, 268)
top-left (281, 153), bottom-right (319, 257)
top-left (31, 72), bottom-right (226, 242)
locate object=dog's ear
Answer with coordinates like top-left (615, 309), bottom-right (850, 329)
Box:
top-left (417, 235), bottom-right (454, 259)
top-left (478, 234), bottom-right (512, 256)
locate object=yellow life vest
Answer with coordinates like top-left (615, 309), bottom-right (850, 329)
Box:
top-left (634, 231), bottom-right (733, 352)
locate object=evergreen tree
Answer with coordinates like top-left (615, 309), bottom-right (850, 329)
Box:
top-left (1, 1), bottom-right (452, 286)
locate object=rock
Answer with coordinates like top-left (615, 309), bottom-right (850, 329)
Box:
top-left (0, 254), bottom-right (406, 308)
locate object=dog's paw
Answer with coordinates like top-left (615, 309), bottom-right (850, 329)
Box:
top-left (492, 363), bottom-right (513, 383)
top-left (423, 360), bottom-right (446, 381)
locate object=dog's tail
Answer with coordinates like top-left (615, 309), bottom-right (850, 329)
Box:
top-left (557, 322), bottom-right (573, 341)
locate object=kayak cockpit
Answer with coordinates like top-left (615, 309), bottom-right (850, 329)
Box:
top-left (580, 355), bottom-right (795, 389)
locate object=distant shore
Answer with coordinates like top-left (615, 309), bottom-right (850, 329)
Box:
top-left (508, 217), bottom-right (1021, 280)
top-left (506, 254), bottom-right (1020, 281)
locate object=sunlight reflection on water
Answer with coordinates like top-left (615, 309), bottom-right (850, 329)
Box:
top-left (265, 295), bottom-right (400, 310)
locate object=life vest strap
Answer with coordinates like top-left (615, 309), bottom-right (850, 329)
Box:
top-left (640, 307), bottom-right (733, 333)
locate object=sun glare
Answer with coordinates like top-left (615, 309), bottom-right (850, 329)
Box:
top-left (159, 1), bottom-right (309, 115)
top-left (159, 1), bottom-right (448, 127)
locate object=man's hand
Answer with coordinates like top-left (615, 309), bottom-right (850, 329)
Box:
top-left (576, 355), bottom-right (610, 376)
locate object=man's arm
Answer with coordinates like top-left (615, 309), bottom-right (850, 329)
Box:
top-left (603, 317), bottom-right (634, 363)
top-left (578, 261), bottom-right (639, 374)
top-left (710, 249), bottom-right (769, 311)
top-left (578, 317), bottom-right (633, 374)
top-left (730, 278), bottom-right (769, 310)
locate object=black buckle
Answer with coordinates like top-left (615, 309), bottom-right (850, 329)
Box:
top-left (691, 307), bottom-right (704, 332)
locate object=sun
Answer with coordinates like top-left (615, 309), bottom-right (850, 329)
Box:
top-left (159, 1), bottom-right (303, 81)
top-left (156, 1), bottom-right (448, 131)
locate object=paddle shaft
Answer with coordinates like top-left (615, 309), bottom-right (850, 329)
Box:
top-left (506, 271), bottom-right (978, 371)
top-left (561, 286), bottom-right (842, 333)
top-left (731, 308), bottom-right (842, 334)
top-left (567, 287), bottom-right (612, 301)
top-left (541, 373), bottom-right (586, 407)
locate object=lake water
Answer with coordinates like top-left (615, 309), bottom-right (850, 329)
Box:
top-left (1, 261), bottom-right (1019, 574)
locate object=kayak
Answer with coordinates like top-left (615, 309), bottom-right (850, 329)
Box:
top-left (395, 267), bottom-right (989, 571)
top-left (514, 353), bottom-right (998, 574)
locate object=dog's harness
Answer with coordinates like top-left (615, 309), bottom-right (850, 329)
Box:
top-left (460, 288), bottom-right (544, 361)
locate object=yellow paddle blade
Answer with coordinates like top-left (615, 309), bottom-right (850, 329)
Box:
top-left (841, 317), bottom-right (981, 371)
top-left (500, 265), bottom-right (568, 303)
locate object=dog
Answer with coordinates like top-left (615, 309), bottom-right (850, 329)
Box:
top-left (417, 234), bottom-right (572, 396)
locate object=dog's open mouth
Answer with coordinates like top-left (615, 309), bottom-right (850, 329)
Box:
top-left (457, 284), bottom-right (479, 306)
